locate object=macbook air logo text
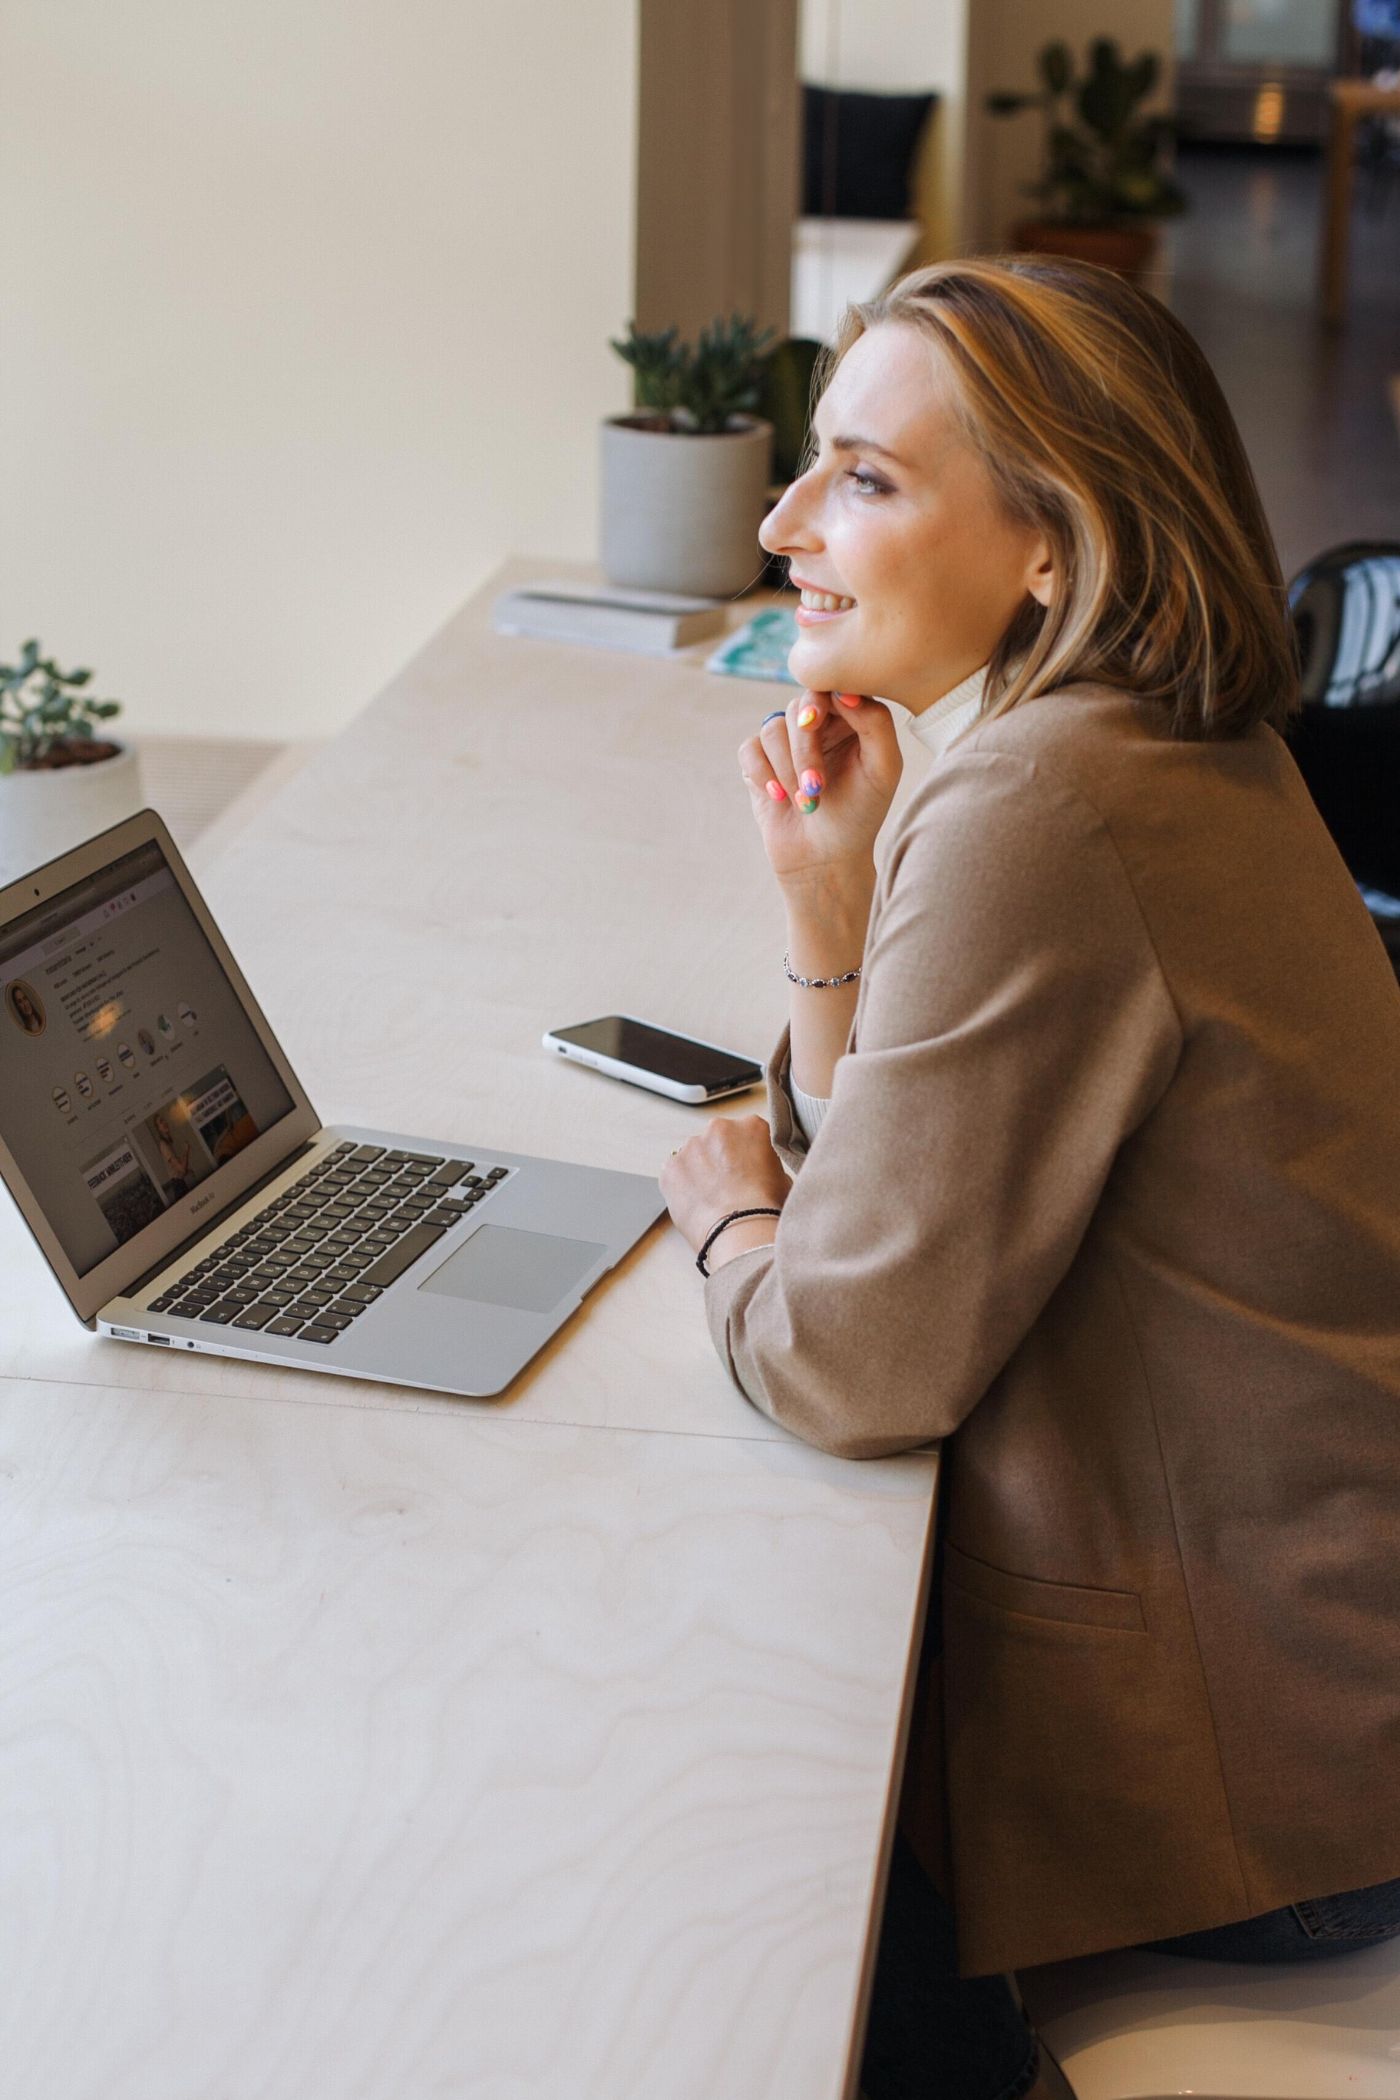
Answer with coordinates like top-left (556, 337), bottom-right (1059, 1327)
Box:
top-left (190, 1192), bottom-right (215, 1216)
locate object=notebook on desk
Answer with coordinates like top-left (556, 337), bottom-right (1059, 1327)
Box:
top-left (0, 811), bottom-right (664, 1397)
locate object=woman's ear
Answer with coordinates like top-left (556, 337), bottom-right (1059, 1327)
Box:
top-left (1025, 537), bottom-right (1055, 609)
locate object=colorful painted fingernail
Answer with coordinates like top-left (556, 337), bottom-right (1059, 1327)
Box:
top-left (800, 771), bottom-right (822, 797)
top-left (837, 692), bottom-right (861, 708)
top-left (798, 797), bottom-right (818, 815)
top-left (797, 704), bottom-right (819, 728)
top-left (765, 779), bottom-right (787, 802)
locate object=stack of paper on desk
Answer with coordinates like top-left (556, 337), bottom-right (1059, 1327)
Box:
top-left (492, 580), bottom-right (727, 655)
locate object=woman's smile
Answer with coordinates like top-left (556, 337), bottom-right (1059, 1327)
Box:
top-left (791, 573), bottom-right (857, 623)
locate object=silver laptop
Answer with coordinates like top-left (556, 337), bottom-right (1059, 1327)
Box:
top-left (0, 810), bottom-right (665, 1396)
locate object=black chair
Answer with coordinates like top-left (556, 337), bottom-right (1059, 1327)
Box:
top-left (1287, 541), bottom-right (1400, 977)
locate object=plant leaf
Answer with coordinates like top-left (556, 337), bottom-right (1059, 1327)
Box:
top-left (1129, 51), bottom-right (1158, 102)
top-left (1040, 41), bottom-right (1073, 94)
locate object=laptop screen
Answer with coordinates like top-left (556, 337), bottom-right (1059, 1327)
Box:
top-left (0, 837), bottom-right (296, 1277)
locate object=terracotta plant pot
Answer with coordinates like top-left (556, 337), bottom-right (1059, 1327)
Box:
top-left (0, 739), bottom-right (144, 888)
top-left (1012, 219), bottom-right (1159, 283)
top-left (600, 414), bottom-right (773, 599)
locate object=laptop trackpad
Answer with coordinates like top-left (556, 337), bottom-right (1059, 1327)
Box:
top-left (418, 1224), bottom-right (606, 1316)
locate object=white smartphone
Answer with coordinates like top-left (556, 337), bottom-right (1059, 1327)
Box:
top-left (542, 1015), bottom-right (763, 1105)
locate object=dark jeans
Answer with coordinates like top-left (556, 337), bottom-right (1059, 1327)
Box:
top-left (860, 1833), bottom-right (1400, 2100)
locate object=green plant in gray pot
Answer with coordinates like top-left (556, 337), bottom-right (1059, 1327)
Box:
top-left (602, 314), bottom-right (776, 598)
top-left (0, 643), bottom-right (140, 886)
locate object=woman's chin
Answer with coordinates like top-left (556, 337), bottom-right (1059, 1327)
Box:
top-left (787, 634), bottom-right (860, 694)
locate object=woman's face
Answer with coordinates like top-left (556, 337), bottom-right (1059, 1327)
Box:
top-left (759, 321), bottom-right (1053, 713)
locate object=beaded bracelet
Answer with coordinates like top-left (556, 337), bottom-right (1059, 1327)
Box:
top-left (784, 951), bottom-right (862, 990)
top-left (696, 1206), bottom-right (782, 1277)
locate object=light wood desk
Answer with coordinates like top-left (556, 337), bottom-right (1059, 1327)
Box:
top-left (1319, 77), bottom-right (1400, 326)
top-left (0, 562), bottom-right (941, 2099)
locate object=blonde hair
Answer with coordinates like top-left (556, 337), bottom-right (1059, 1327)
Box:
top-left (822, 257), bottom-right (1298, 738)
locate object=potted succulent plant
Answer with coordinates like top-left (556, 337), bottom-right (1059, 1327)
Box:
top-left (987, 37), bottom-right (1187, 282)
top-left (602, 314), bottom-right (776, 597)
top-left (0, 642), bottom-right (140, 887)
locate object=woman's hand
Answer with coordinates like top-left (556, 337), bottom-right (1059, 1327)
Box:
top-left (660, 1115), bottom-right (790, 1268)
top-left (737, 690), bottom-right (902, 896)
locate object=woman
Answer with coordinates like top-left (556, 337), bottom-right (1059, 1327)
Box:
top-left (6, 980), bottom-right (46, 1035)
top-left (660, 259), bottom-right (1400, 2100)
top-left (152, 1109), bottom-right (194, 1199)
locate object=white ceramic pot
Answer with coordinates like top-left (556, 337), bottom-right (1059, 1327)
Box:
top-left (600, 414), bottom-right (774, 598)
top-left (0, 741), bottom-right (144, 889)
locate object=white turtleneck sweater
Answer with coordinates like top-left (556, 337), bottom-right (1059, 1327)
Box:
top-left (788, 664), bottom-right (988, 1144)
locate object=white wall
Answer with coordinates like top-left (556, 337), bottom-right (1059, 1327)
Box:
top-left (0, 1), bottom-right (639, 740)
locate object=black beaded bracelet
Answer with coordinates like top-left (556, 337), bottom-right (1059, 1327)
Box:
top-left (696, 1206), bottom-right (782, 1277)
top-left (784, 950), bottom-right (862, 990)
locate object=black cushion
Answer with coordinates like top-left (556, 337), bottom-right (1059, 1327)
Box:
top-left (802, 84), bottom-right (937, 221)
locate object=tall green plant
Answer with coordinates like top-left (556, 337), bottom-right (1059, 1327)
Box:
top-left (611, 313), bottom-right (776, 434)
top-left (987, 37), bottom-right (1187, 225)
top-left (0, 642), bottom-right (121, 774)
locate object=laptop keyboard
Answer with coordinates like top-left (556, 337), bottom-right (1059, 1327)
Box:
top-left (147, 1141), bottom-right (511, 1346)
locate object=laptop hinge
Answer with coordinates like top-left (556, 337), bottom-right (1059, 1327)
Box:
top-left (113, 1135), bottom-right (321, 1306)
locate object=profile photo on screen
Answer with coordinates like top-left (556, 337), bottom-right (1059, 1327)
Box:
top-left (5, 980), bottom-right (46, 1037)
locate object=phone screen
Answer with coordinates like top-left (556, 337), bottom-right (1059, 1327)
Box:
top-left (553, 1017), bottom-right (761, 1092)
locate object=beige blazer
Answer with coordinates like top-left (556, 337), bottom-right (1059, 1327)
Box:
top-left (705, 684), bottom-right (1400, 1977)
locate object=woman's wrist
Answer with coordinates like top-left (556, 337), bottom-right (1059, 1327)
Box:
top-left (778, 859), bottom-right (875, 921)
top-left (784, 920), bottom-right (869, 984)
top-left (703, 1213), bottom-right (780, 1272)
top-left (782, 866), bottom-right (874, 972)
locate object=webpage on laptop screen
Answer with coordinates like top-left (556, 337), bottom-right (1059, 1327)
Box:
top-left (0, 840), bottom-right (295, 1276)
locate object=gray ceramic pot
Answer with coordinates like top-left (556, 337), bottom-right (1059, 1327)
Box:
top-left (600, 414), bottom-right (773, 599)
top-left (0, 740), bottom-right (144, 888)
